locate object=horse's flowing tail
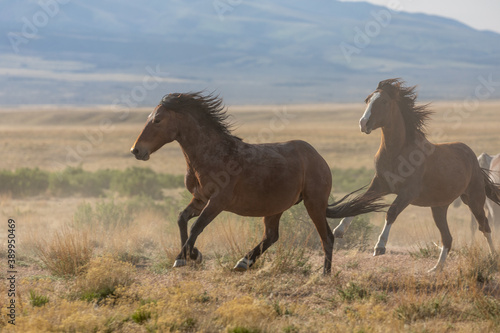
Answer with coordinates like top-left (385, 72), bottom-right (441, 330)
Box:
top-left (483, 169), bottom-right (500, 206)
top-left (326, 187), bottom-right (387, 219)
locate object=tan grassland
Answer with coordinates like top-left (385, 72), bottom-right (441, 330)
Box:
top-left (0, 100), bottom-right (499, 332)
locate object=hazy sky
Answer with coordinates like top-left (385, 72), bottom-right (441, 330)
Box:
top-left (341, 0), bottom-right (500, 34)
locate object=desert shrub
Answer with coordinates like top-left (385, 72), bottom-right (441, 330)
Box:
top-left (74, 200), bottom-right (133, 229)
top-left (0, 167), bottom-right (49, 197)
top-left (394, 296), bottom-right (450, 324)
top-left (48, 166), bottom-right (105, 197)
top-left (331, 167), bottom-right (374, 192)
top-left (110, 167), bottom-right (164, 199)
top-left (408, 242), bottom-right (440, 259)
top-left (29, 290), bottom-right (50, 307)
top-left (33, 226), bottom-right (93, 277)
top-left (459, 246), bottom-right (498, 284)
top-left (158, 172), bottom-right (185, 189)
top-left (216, 296), bottom-right (276, 331)
top-left (472, 295), bottom-right (500, 325)
top-left (333, 215), bottom-right (376, 251)
top-left (280, 204), bottom-right (320, 250)
top-left (0, 166), bottom-right (184, 199)
top-left (131, 306), bottom-right (152, 324)
top-left (75, 256), bottom-right (136, 302)
top-left (337, 282), bottom-right (370, 302)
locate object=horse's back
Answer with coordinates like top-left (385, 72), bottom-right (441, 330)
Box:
top-left (414, 141), bottom-right (479, 206)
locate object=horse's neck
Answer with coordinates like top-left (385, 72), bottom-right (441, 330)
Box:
top-left (378, 108), bottom-right (407, 158)
top-left (177, 128), bottom-right (237, 171)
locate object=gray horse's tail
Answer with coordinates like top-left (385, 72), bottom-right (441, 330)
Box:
top-left (483, 169), bottom-right (500, 206)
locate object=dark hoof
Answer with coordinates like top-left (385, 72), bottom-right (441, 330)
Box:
top-left (373, 247), bottom-right (386, 256)
top-left (195, 250), bottom-right (203, 264)
top-left (233, 258), bottom-right (252, 272)
top-left (173, 259), bottom-right (187, 268)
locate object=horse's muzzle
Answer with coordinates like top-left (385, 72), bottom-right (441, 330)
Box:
top-left (359, 119), bottom-right (372, 134)
top-left (131, 147), bottom-right (150, 161)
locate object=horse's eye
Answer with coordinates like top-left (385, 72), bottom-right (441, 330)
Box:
top-left (153, 117), bottom-right (161, 124)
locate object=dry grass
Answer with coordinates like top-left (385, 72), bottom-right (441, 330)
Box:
top-left (1, 101), bottom-right (500, 332)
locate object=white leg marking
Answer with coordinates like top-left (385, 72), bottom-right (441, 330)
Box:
top-left (334, 216), bottom-right (354, 238)
top-left (428, 247), bottom-right (449, 273)
top-left (484, 232), bottom-right (496, 256)
top-left (360, 92), bottom-right (380, 133)
top-left (375, 221), bottom-right (391, 249)
top-left (234, 257), bottom-right (254, 271)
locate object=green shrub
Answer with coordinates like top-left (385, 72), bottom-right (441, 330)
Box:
top-left (0, 167), bottom-right (185, 199)
top-left (337, 282), bottom-right (370, 302)
top-left (0, 168), bottom-right (49, 197)
top-left (331, 167), bottom-right (374, 192)
top-left (29, 290), bottom-right (49, 307)
top-left (110, 167), bottom-right (164, 199)
top-left (74, 200), bottom-right (133, 229)
top-left (395, 297), bottom-right (449, 323)
top-left (48, 166), bottom-right (105, 197)
top-left (333, 215), bottom-right (376, 251)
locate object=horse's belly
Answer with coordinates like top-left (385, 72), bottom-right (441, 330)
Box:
top-left (226, 190), bottom-right (301, 217)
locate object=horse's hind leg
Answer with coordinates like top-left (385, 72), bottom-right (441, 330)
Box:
top-left (429, 206), bottom-right (452, 273)
top-left (303, 199), bottom-right (334, 275)
top-left (234, 213), bottom-right (282, 271)
top-left (469, 199), bottom-right (496, 255)
top-left (461, 194), bottom-right (478, 244)
top-left (466, 180), bottom-right (496, 255)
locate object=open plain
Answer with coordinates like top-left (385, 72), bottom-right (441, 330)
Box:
top-left (1, 100), bottom-right (500, 332)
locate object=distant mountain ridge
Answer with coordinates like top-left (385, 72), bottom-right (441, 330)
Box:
top-left (1, 0), bottom-right (499, 105)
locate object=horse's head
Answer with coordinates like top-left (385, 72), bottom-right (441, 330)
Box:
top-left (359, 79), bottom-right (401, 134)
top-left (130, 95), bottom-right (180, 161)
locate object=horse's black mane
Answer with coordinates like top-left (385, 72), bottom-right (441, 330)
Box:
top-left (376, 78), bottom-right (433, 140)
top-left (161, 92), bottom-right (237, 138)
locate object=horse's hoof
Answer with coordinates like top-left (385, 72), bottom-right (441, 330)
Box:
top-left (427, 265), bottom-right (442, 274)
top-left (373, 247), bottom-right (386, 256)
top-left (233, 258), bottom-right (252, 272)
top-left (173, 259), bottom-right (187, 268)
top-left (195, 251), bottom-right (203, 264)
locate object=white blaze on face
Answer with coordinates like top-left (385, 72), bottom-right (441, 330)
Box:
top-left (359, 91), bottom-right (380, 133)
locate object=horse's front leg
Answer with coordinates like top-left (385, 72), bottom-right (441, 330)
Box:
top-left (374, 191), bottom-right (416, 256)
top-left (173, 201), bottom-right (223, 268)
top-left (173, 198), bottom-right (204, 267)
top-left (177, 198), bottom-right (205, 249)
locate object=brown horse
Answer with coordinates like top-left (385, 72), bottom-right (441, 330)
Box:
top-left (131, 92), bottom-right (384, 274)
top-left (333, 79), bottom-right (500, 272)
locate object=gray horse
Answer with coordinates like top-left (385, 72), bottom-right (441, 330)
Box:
top-left (469, 153), bottom-right (500, 238)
